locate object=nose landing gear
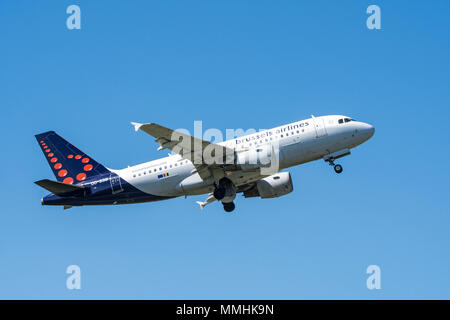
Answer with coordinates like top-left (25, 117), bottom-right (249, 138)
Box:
top-left (327, 158), bottom-right (343, 174)
top-left (323, 149), bottom-right (350, 175)
top-left (333, 164), bottom-right (343, 174)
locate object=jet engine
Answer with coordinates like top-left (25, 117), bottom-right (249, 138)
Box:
top-left (243, 171), bottom-right (293, 199)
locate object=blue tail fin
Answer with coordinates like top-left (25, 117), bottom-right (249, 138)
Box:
top-left (35, 131), bottom-right (110, 184)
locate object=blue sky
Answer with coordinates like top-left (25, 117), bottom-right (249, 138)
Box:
top-left (1, 0), bottom-right (449, 299)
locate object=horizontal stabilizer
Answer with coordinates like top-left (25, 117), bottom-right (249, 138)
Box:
top-left (34, 179), bottom-right (85, 196)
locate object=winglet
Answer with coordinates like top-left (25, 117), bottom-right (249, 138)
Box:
top-left (131, 122), bottom-right (143, 132)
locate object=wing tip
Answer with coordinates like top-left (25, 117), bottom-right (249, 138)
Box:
top-left (130, 122), bottom-right (143, 132)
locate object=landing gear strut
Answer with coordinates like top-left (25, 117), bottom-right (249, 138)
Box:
top-left (213, 178), bottom-right (235, 201)
top-left (327, 158), bottom-right (343, 174)
top-left (223, 201), bottom-right (235, 212)
top-left (213, 178), bottom-right (237, 212)
top-left (213, 186), bottom-right (226, 200)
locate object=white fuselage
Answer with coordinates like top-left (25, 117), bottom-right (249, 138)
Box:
top-left (112, 115), bottom-right (374, 198)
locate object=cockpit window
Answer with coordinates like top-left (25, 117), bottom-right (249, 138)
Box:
top-left (339, 118), bottom-right (355, 124)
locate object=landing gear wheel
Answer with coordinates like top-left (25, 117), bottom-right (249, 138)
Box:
top-left (334, 164), bottom-right (343, 174)
top-left (223, 202), bottom-right (235, 213)
top-left (213, 187), bottom-right (226, 200)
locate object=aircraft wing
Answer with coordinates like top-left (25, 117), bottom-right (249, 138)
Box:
top-left (131, 122), bottom-right (235, 169)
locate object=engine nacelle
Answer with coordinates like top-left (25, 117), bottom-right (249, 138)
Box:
top-left (244, 171), bottom-right (293, 199)
top-left (236, 144), bottom-right (273, 171)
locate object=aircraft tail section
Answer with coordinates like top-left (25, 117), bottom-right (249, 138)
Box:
top-left (35, 131), bottom-right (110, 184)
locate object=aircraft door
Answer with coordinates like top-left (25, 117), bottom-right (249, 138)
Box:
top-left (110, 173), bottom-right (123, 194)
top-left (312, 116), bottom-right (328, 138)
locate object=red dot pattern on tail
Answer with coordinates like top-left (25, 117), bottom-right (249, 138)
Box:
top-left (58, 169), bottom-right (68, 177)
top-left (63, 177), bottom-right (74, 184)
top-left (76, 173), bottom-right (86, 181)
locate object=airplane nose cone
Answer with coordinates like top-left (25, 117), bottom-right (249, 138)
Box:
top-left (359, 123), bottom-right (375, 141)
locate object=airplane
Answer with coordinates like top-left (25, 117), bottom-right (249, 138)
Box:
top-left (34, 115), bottom-right (374, 212)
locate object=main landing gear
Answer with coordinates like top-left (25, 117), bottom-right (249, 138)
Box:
top-left (222, 202), bottom-right (235, 212)
top-left (213, 185), bottom-right (226, 200)
top-left (213, 178), bottom-right (237, 213)
top-left (327, 158), bottom-right (343, 174)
